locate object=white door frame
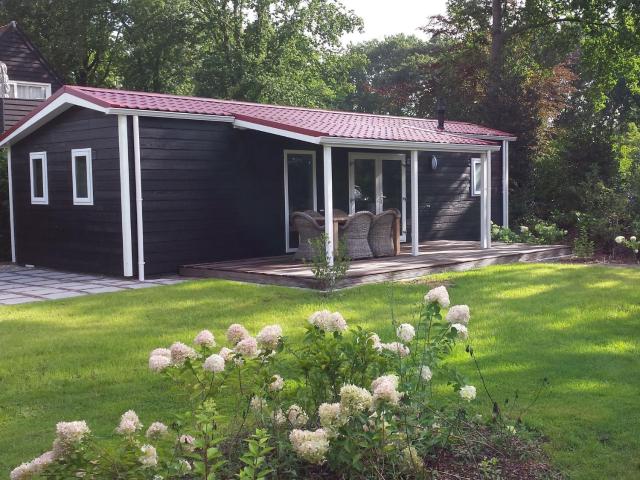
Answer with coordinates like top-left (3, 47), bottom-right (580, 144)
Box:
top-left (348, 152), bottom-right (407, 242)
top-left (284, 149), bottom-right (317, 253)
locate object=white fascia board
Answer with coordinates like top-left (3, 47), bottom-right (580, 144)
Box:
top-left (233, 119), bottom-right (321, 144)
top-left (107, 108), bottom-right (235, 123)
top-left (0, 93), bottom-right (109, 148)
top-left (454, 133), bottom-right (518, 141)
top-left (320, 137), bottom-right (501, 153)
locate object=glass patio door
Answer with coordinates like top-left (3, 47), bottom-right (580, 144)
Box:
top-left (284, 150), bottom-right (317, 252)
top-left (349, 153), bottom-right (407, 242)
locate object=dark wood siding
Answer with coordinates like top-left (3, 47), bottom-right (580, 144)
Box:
top-left (0, 27), bottom-right (61, 88)
top-left (10, 107), bottom-right (123, 274)
top-left (0, 98), bottom-right (41, 131)
top-left (139, 119), bottom-right (323, 275)
top-left (413, 150), bottom-right (502, 241)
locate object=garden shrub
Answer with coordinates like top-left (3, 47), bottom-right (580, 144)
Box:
top-left (491, 220), bottom-right (567, 245)
top-left (11, 286), bottom-right (539, 479)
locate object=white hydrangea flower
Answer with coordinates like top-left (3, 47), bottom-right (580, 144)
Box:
top-left (218, 347), bottom-right (234, 362)
top-left (170, 342), bottom-right (198, 366)
top-left (250, 396), bottom-right (266, 413)
top-left (381, 341), bottom-right (410, 357)
top-left (451, 323), bottom-right (469, 340)
top-left (400, 445), bottom-right (424, 471)
top-left (289, 428), bottom-right (330, 464)
top-left (308, 310), bottom-right (348, 333)
top-left (235, 337), bottom-right (259, 358)
top-left (419, 365), bottom-right (432, 382)
top-left (520, 226), bottom-right (529, 233)
top-left (226, 323), bottom-right (250, 345)
top-left (369, 333), bottom-right (383, 351)
top-left (146, 422), bottom-right (169, 440)
top-left (256, 325), bottom-right (283, 350)
top-left (55, 420), bottom-right (90, 446)
top-left (149, 348), bottom-right (171, 359)
top-left (269, 374), bottom-right (284, 392)
top-left (178, 459), bottom-right (192, 472)
top-left (371, 374), bottom-right (403, 406)
top-left (445, 305), bottom-right (470, 325)
top-left (424, 286), bottom-right (450, 308)
top-left (630, 236), bottom-right (637, 242)
top-left (396, 323), bottom-right (416, 342)
top-left (459, 385), bottom-right (476, 401)
top-left (116, 410), bottom-right (143, 435)
top-left (287, 404), bottom-right (309, 427)
top-left (10, 451), bottom-right (55, 480)
top-left (271, 409), bottom-right (287, 426)
top-left (318, 402), bottom-right (345, 431)
top-left (615, 235), bottom-right (625, 244)
top-left (194, 330), bottom-right (216, 348)
top-left (139, 444), bottom-right (158, 468)
top-left (149, 355), bottom-right (171, 372)
top-left (203, 354), bottom-right (225, 373)
top-left (339, 384), bottom-right (373, 415)
top-left (179, 434), bottom-right (195, 452)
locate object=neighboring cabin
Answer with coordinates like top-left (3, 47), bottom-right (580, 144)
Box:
top-left (0, 86), bottom-right (514, 278)
top-left (0, 21), bottom-right (62, 132)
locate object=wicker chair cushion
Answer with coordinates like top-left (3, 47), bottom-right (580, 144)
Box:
top-left (369, 209), bottom-right (400, 257)
top-left (291, 212), bottom-right (324, 261)
top-left (339, 211), bottom-right (374, 259)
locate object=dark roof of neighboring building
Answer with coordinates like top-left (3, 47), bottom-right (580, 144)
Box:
top-left (0, 85), bottom-right (516, 147)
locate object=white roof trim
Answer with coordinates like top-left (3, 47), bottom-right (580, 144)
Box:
top-left (454, 133), bottom-right (517, 141)
top-left (233, 119), bottom-right (321, 144)
top-left (320, 136), bottom-right (501, 153)
top-left (0, 93), bottom-right (108, 147)
top-left (107, 108), bottom-right (234, 123)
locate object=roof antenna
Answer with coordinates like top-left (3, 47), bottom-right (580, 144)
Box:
top-left (437, 99), bottom-right (446, 130)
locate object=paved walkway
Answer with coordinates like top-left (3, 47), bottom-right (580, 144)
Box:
top-left (0, 264), bottom-right (186, 305)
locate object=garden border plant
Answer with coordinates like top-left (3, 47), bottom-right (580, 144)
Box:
top-left (10, 285), bottom-right (552, 479)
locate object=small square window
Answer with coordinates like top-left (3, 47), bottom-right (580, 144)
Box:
top-left (29, 152), bottom-right (48, 204)
top-left (72, 148), bottom-right (93, 205)
top-left (471, 158), bottom-right (482, 197)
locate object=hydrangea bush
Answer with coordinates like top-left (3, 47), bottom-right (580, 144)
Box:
top-left (12, 286), bottom-right (511, 479)
top-left (614, 234), bottom-right (639, 261)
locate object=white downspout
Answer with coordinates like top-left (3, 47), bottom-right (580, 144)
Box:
top-left (323, 145), bottom-right (334, 266)
top-left (7, 146), bottom-right (15, 262)
top-left (410, 150), bottom-right (419, 256)
top-left (502, 140), bottom-right (509, 227)
top-left (133, 115), bottom-right (145, 281)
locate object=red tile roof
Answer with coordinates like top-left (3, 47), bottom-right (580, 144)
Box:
top-left (1, 85), bottom-right (515, 146)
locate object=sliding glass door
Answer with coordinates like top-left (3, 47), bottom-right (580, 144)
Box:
top-left (284, 150), bottom-right (317, 252)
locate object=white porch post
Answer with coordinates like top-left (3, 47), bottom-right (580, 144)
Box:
top-left (118, 115), bottom-right (134, 277)
top-left (410, 150), bottom-right (419, 256)
top-left (323, 145), bottom-right (334, 265)
top-left (480, 151), bottom-right (492, 249)
top-left (502, 140), bottom-right (509, 227)
top-left (7, 146), bottom-right (16, 263)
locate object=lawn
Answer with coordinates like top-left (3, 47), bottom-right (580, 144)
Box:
top-left (0, 263), bottom-right (639, 479)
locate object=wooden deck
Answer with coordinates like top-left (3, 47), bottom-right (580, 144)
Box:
top-left (180, 240), bottom-right (572, 289)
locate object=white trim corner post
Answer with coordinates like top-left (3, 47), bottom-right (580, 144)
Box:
top-left (480, 150), bottom-right (492, 249)
top-left (410, 150), bottom-right (419, 256)
top-left (132, 115), bottom-right (145, 281)
top-left (117, 115), bottom-right (134, 277)
top-left (502, 140), bottom-right (509, 227)
top-left (323, 145), bottom-right (334, 265)
top-left (7, 146), bottom-right (16, 262)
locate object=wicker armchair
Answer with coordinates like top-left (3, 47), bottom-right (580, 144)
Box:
top-left (339, 211), bottom-right (374, 259)
top-left (369, 209), bottom-right (401, 257)
top-left (291, 212), bottom-right (324, 261)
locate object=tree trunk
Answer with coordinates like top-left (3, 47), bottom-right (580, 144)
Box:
top-left (487, 0), bottom-right (504, 124)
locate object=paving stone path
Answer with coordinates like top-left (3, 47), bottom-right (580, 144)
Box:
top-left (0, 264), bottom-right (186, 305)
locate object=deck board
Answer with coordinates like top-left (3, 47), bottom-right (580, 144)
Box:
top-left (180, 241), bottom-right (572, 289)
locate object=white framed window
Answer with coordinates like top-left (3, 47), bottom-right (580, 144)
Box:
top-left (471, 158), bottom-right (482, 197)
top-left (8, 81), bottom-right (51, 100)
top-left (71, 148), bottom-right (94, 205)
top-left (29, 151), bottom-right (48, 204)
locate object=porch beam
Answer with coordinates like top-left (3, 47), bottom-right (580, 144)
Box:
top-left (502, 140), bottom-right (509, 227)
top-left (410, 150), bottom-right (419, 256)
top-left (323, 145), bottom-right (334, 265)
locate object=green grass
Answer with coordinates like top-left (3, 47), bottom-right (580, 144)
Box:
top-left (1, 263), bottom-right (639, 478)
